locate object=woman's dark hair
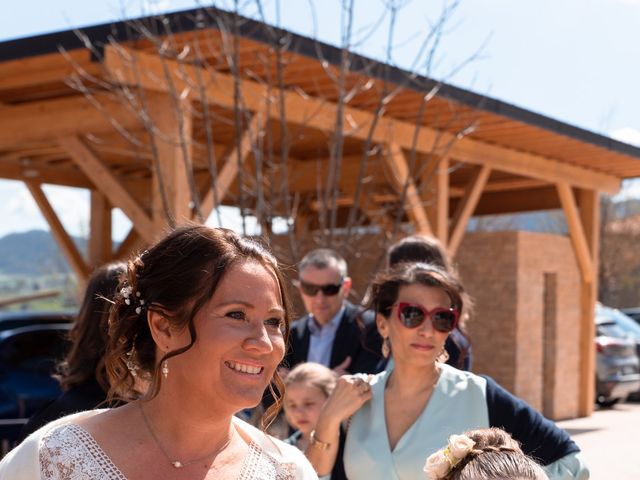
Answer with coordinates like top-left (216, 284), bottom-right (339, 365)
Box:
top-left (367, 262), bottom-right (464, 319)
top-left (387, 235), bottom-right (451, 272)
top-left (386, 235), bottom-right (473, 369)
top-left (57, 262), bottom-right (126, 392)
top-left (445, 428), bottom-right (548, 480)
top-left (105, 224), bottom-right (292, 427)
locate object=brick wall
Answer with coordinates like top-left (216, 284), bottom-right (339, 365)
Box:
top-left (456, 231), bottom-right (581, 420)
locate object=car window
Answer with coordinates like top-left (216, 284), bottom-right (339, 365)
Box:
top-left (596, 321), bottom-right (628, 339)
top-left (609, 309), bottom-right (640, 339)
top-left (0, 330), bottom-right (68, 375)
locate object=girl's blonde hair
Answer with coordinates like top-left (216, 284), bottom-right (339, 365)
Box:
top-left (284, 362), bottom-right (338, 398)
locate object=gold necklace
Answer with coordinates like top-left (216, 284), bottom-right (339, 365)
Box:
top-left (139, 403), bottom-right (234, 469)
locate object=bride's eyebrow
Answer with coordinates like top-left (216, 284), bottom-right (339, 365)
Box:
top-left (214, 301), bottom-right (284, 314)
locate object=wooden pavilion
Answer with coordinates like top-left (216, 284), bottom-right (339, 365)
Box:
top-left (1, 7), bottom-right (639, 416)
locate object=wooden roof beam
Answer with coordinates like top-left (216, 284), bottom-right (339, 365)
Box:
top-left (102, 46), bottom-right (621, 194)
top-left (57, 135), bottom-right (156, 244)
top-left (0, 94), bottom-right (141, 147)
top-left (467, 186), bottom-right (560, 216)
top-left (0, 161), bottom-right (91, 188)
top-left (451, 176), bottom-right (548, 196)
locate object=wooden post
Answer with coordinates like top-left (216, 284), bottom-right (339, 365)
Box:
top-left (424, 156), bottom-right (450, 246)
top-left (577, 188), bottom-right (600, 416)
top-left (88, 191), bottom-right (112, 267)
top-left (146, 93), bottom-right (194, 232)
top-left (449, 165), bottom-right (491, 256)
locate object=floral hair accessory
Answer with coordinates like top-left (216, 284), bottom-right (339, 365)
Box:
top-left (120, 283), bottom-right (147, 315)
top-left (424, 434), bottom-right (475, 479)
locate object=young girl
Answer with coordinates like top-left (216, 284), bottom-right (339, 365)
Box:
top-left (424, 428), bottom-right (549, 480)
top-left (284, 363), bottom-right (347, 480)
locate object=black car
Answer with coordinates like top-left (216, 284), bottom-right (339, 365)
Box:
top-left (0, 311), bottom-right (73, 452)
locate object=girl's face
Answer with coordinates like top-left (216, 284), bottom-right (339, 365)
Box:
top-left (284, 382), bottom-right (328, 435)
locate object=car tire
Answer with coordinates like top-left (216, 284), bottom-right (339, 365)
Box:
top-left (596, 397), bottom-right (619, 408)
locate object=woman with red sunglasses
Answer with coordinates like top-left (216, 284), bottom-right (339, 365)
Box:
top-left (306, 263), bottom-right (588, 480)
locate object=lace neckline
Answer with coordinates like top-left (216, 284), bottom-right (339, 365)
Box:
top-left (57, 423), bottom-right (262, 479)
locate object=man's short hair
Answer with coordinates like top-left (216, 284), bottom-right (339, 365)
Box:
top-left (298, 248), bottom-right (348, 277)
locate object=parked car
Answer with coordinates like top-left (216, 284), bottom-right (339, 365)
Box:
top-left (595, 304), bottom-right (640, 406)
top-left (0, 311), bottom-right (73, 453)
top-left (620, 307), bottom-right (640, 325)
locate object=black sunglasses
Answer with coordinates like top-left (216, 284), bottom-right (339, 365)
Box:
top-left (396, 302), bottom-right (459, 333)
top-left (296, 278), bottom-right (344, 296)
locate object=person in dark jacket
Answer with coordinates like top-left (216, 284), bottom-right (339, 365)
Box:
top-left (20, 261), bottom-right (126, 439)
top-left (285, 248), bottom-right (382, 376)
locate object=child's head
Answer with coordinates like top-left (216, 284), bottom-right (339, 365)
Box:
top-left (283, 362), bottom-right (337, 435)
top-left (424, 428), bottom-right (549, 480)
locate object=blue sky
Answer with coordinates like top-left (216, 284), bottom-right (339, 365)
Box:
top-left (1, 0), bottom-right (639, 238)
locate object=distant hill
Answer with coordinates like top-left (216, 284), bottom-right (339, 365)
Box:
top-left (0, 230), bottom-right (85, 275)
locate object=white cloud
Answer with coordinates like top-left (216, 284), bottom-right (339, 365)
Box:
top-left (610, 127), bottom-right (640, 147)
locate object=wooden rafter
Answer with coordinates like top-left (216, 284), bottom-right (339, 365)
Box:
top-left (199, 115), bottom-right (263, 219)
top-left (449, 165), bottom-right (491, 255)
top-left (57, 135), bottom-right (156, 244)
top-left (24, 181), bottom-right (90, 282)
top-left (102, 45), bottom-right (621, 194)
top-left (384, 143), bottom-right (433, 236)
top-left (556, 182), bottom-right (594, 283)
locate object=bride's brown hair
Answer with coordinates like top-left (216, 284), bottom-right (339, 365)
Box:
top-left (105, 224), bottom-right (292, 427)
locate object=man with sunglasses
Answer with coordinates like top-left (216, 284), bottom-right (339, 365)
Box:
top-left (285, 248), bottom-right (383, 376)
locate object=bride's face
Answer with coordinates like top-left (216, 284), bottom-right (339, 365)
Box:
top-left (166, 260), bottom-right (286, 410)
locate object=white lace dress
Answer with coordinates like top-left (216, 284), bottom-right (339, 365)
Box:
top-left (0, 411), bottom-right (318, 480)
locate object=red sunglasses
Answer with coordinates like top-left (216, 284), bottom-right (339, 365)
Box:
top-left (396, 302), bottom-right (459, 332)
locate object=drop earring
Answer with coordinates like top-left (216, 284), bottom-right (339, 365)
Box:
top-left (162, 360), bottom-right (169, 379)
top-left (382, 337), bottom-right (391, 359)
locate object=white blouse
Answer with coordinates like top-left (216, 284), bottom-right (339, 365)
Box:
top-left (0, 410), bottom-right (318, 480)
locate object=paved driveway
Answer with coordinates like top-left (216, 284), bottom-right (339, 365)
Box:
top-left (556, 401), bottom-right (640, 479)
